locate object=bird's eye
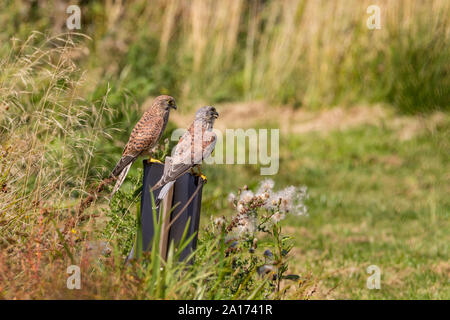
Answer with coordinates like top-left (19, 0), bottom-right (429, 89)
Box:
top-left (168, 100), bottom-right (173, 106)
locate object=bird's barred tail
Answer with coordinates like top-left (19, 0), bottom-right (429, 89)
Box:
top-left (111, 154), bottom-right (135, 178)
top-left (111, 162), bottom-right (132, 197)
top-left (154, 181), bottom-right (175, 207)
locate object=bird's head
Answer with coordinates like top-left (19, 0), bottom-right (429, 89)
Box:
top-left (151, 95), bottom-right (177, 116)
top-left (195, 106), bottom-right (219, 127)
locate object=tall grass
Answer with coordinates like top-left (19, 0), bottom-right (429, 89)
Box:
top-left (1, 0), bottom-right (447, 112)
top-left (0, 32), bottom-right (110, 210)
top-left (0, 33), bottom-right (115, 297)
top-left (165, 0), bottom-right (449, 112)
top-left (0, 0), bottom-right (448, 300)
top-left (0, 34), bottom-right (312, 299)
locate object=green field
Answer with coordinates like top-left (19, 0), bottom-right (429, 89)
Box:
top-left (0, 1), bottom-right (448, 299)
top-left (199, 106), bottom-right (450, 299)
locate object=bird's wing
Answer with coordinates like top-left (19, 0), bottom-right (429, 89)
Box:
top-left (128, 116), bottom-right (165, 155)
top-left (111, 145), bottom-right (138, 178)
top-left (152, 128), bottom-right (217, 191)
top-left (111, 116), bottom-right (165, 178)
top-left (201, 131), bottom-right (217, 161)
top-left (158, 134), bottom-right (194, 185)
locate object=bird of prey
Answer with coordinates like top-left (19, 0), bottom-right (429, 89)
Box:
top-left (152, 106), bottom-right (219, 205)
top-left (110, 95), bottom-right (177, 196)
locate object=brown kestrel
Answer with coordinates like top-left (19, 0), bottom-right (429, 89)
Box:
top-left (110, 95), bottom-right (177, 196)
top-left (152, 106), bottom-right (219, 205)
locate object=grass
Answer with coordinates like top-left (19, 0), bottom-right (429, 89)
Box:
top-left (286, 123), bottom-right (449, 299)
top-left (1, 0), bottom-right (448, 112)
top-left (0, 1), bottom-right (448, 300)
top-left (200, 109), bottom-right (450, 299)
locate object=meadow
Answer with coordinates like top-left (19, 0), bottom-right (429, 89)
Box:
top-left (0, 0), bottom-right (448, 299)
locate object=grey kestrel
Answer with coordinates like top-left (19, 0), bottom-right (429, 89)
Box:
top-left (110, 95), bottom-right (177, 196)
top-left (152, 106), bottom-right (219, 205)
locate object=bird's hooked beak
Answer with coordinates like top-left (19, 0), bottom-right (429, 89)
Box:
top-left (212, 110), bottom-right (219, 119)
top-left (171, 103), bottom-right (177, 110)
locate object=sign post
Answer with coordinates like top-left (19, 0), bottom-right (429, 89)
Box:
top-left (127, 160), bottom-right (204, 262)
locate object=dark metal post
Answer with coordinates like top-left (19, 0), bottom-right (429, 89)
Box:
top-left (127, 160), bottom-right (204, 262)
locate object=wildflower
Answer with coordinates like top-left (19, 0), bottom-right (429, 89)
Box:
top-left (293, 203), bottom-right (308, 216)
top-left (257, 264), bottom-right (276, 276)
top-left (236, 216), bottom-right (256, 236)
top-left (265, 185), bottom-right (308, 215)
top-left (227, 192), bottom-right (236, 204)
top-left (257, 179), bottom-right (275, 195)
top-left (229, 241), bottom-right (238, 248)
top-left (271, 211), bottom-right (285, 224)
top-left (214, 216), bottom-right (226, 229)
top-left (239, 190), bottom-right (254, 204)
top-left (256, 191), bottom-right (270, 202)
top-left (263, 249), bottom-right (274, 260)
top-left (291, 186), bottom-right (309, 216)
top-left (298, 185), bottom-right (308, 197)
top-left (224, 234), bottom-right (238, 243)
top-left (277, 186), bottom-right (296, 212)
top-left (236, 203), bottom-right (246, 214)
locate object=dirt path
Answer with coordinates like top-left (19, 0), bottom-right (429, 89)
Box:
top-left (167, 100), bottom-right (446, 140)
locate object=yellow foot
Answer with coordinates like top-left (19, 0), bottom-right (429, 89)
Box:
top-left (148, 157), bottom-right (163, 164)
top-left (193, 166), bottom-right (207, 183)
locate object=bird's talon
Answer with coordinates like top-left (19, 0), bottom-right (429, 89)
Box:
top-left (194, 167), bottom-right (207, 183)
top-left (149, 157), bottom-right (163, 164)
